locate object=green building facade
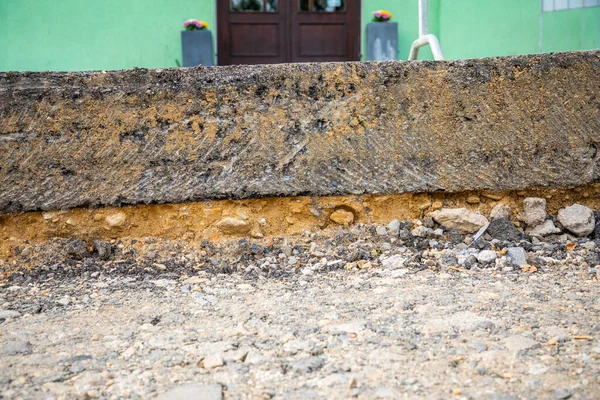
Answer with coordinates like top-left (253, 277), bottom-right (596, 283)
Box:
top-left (0, 0), bottom-right (598, 72)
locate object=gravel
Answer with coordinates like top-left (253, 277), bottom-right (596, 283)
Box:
top-left (1, 214), bottom-right (600, 398)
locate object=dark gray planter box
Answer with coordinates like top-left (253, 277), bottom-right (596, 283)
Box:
top-left (366, 22), bottom-right (398, 61)
top-left (181, 30), bottom-right (214, 67)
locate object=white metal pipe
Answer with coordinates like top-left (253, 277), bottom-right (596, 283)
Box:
top-left (409, 0), bottom-right (445, 61)
top-left (419, 0), bottom-right (428, 37)
top-left (409, 34), bottom-right (445, 61)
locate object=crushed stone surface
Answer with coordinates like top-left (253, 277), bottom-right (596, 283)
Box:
top-left (1, 222), bottom-right (600, 399)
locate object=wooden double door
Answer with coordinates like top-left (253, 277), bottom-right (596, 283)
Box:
top-left (217, 0), bottom-right (361, 65)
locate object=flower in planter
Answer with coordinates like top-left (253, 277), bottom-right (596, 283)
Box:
top-left (372, 10), bottom-right (392, 22)
top-left (183, 19), bottom-right (210, 31)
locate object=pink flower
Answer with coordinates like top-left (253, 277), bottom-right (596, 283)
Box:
top-left (382, 14), bottom-right (389, 19)
top-left (184, 19), bottom-right (202, 28)
top-left (374, 11), bottom-right (382, 18)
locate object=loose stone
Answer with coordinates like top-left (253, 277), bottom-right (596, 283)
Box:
top-left (522, 197), bottom-right (547, 227)
top-left (215, 217), bottom-right (251, 234)
top-left (552, 390), bottom-right (573, 400)
top-left (329, 209), bottom-right (354, 226)
top-left (3, 340), bottom-right (32, 355)
top-left (387, 219), bottom-right (401, 234)
top-left (476, 250), bottom-right (497, 264)
top-left (581, 241), bottom-right (596, 250)
top-left (557, 204), bottom-right (595, 237)
top-left (250, 230), bottom-right (264, 238)
top-left (381, 255), bottom-right (409, 269)
top-left (411, 226), bottom-right (432, 238)
top-left (466, 195), bottom-right (480, 204)
top-left (66, 239), bottom-right (89, 260)
top-left (490, 204), bottom-right (511, 220)
top-left (202, 354), bottom-right (224, 369)
top-left (358, 261), bottom-right (373, 270)
top-left (105, 212), bottom-right (127, 227)
top-left (430, 208), bottom-right (489, 234)
top-left (506, 247), bottom-right (528, 266)
top-left (153, 263), bottom-right (167, 271)
top-left (93, 240), bottom-right (113, 261)
top-left (0, 310), bottom-right (21, 319)
top-left (57, 296), bottom-right (70, 306)
top-left (237, 284), bottom-right (254, 291)
top-left (504, 335), bottom-right (540, 353)
top-left (156, 384), bottom-right (222, 400)
top-left (526, 220), bottom-right (562, 237)
top-left (463, 255), bottom-right (478, 269)
top-left (487, 218), bottom-right (519, 241)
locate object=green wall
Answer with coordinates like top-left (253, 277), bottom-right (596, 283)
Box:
top-left (0, 0), bottom-right (598, 71)
top-left (542, 6), bottom-right (600, 52)
top-left (438, 0), bottom-right (600, 60)
top-left (439, 0), bottom-right (541, 59)
top-left (361, 0), bottom-right (436, 61)
top-left (0, 0), bottom-right (215, 71)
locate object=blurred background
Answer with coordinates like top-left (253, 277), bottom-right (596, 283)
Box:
top-left (0, 0), bottom-right (598, 71)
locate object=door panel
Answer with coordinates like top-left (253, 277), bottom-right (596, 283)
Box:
top-left (290, 0), bottom-right (359, 63)
top-left (298, 24), bottom-right (347, 57)
top-left (229, 24), bottom-right (280, 56)
top-left (218, 0), bottom-right (287, 65)
top-left (218, 0), bottom-right (359, 65)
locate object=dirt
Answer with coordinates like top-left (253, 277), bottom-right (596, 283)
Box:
top-left (3, 185), bottom-right (600, 261)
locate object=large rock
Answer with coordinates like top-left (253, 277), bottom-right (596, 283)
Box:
top-left (430, 208), bottom-right (489, 234)
top-left (1, 51), bottom-right (600, 214)
top-left (522, 198), bottom-right (547, 227)
top-left (557, 204), bottom-right (595, 237)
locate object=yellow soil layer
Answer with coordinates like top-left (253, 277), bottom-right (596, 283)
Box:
top-left (2, 185), bottom-right (600, 259)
